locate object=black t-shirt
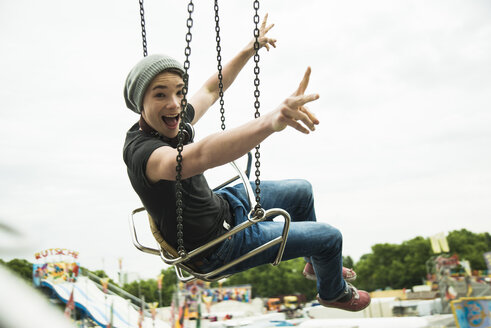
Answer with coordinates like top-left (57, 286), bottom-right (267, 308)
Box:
top-left (123, 105), bottom-right (231, 253)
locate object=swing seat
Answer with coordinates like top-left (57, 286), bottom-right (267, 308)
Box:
top-left (129, 152), bottom-right (291, 282)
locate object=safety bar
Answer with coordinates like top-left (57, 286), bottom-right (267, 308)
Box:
top-left (128, 152), bottom-right (291, 282)
top-left (128, 207), bottom-right (160, 256)
top-left (128, 154), bottom-right (253, 257)
top-left (163, 208), bottom-right (289, 267)
top-left (129, 206), bottom-right (290, 283)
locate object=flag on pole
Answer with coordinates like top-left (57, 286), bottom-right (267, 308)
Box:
top-left (175, 305), bottom-right (185, 328)
top-left (170, 298), bottom-right (175, 328)
top-left (157, 274), bottom-right (164, 290)
top-left (150, 302), bottom-right (159, 320)
top-left (64, 286), bottom-right (75, 318)
top-left (101, 277), bottom-right (110, 294)
top-left (138, 295), bottom-right (145, 328)
top-left (196, 301), bottom-right (201, 328)
top-left (138, 307), bottom-right (144, 328)
top-left (106, 301), bottom-right (114, 328)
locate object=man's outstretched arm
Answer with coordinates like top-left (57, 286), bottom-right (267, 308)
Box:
top-left (146, 67), bottom-right (319, 183)
top-left (189, 14), bottom-right (277, 125)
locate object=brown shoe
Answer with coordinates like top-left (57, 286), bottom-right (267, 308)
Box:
top-left (317, 284), bottom-right (371, 312)
top-left (303, 263), bottom-right (357, 282)
top-left (342, 267), bottom-right (357, 282)
top-left (302, 262), bottom-right (317, 280)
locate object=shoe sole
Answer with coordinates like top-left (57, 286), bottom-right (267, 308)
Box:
top-left (317, 295), bottom-right (371, 312)
top-left (303, 271), bottom-right (357, 282)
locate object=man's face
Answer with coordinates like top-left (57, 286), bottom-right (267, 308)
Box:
top-left (142, 71), bottom-right (184, 139)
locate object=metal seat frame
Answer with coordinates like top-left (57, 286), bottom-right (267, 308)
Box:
top-left (129, 152), bottom-right (291, 282)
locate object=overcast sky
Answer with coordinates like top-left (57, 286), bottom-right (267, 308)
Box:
top-left (1, 0), bottom-right (490, 281)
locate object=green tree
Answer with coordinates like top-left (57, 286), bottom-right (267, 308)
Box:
top-left (400, 237), bottom-right (433, 286)
top-left (91, 269), bottom-right (109, 278)
top-left (2, 258), bottom-right (33, 283)
top-left (123, 279), bottom-right (157, 303)
top-left (354, 229), bottom-right (490, 292)
top-left (159, 267), bottom-right (178, 306)
top-left (343, 256), bottom-right (354, 269)
top-left (81, 267), bottom-right (119, 287)
top-left (121, 266), bottom-right (178, 306)
top-left (355, 236), bottom-right (432, 291)
top-left (223, 258), bottom-right (316, 300)
top-left (447, 229), bottom-right (491, 270)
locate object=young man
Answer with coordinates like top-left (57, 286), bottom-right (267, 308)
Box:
top-left (123, 16), bottom-right (370, 311)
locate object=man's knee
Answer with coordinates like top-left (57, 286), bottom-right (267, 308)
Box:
top-left (298, 179), bottom-right (313, 194)
top-left (320, 224), bottom-right (343, 251)
top-left (298, 180), bottom-right (314, 208)
top-left (289, 179), bottom-right (313, 198)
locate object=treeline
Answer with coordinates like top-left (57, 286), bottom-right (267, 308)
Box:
top-left (120, 267), bottom-right (178, 306)
top-left (354, 229), bottom-right (490, 291)
top-left (0, 258), bottom-right (33, 283)
top-left (2, 229), bottom-right (489, 306)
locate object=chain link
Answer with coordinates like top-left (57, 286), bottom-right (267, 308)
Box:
top-left (176, 0), bottom-right (194, 258)
top-left (139, 0), bottom-right (148, 57)
top-left (214, 0), bottom-right (226, 131)
top-left (140, 0), bottom-right (263, 252)
top-left (252, 0), bottom-right (262, 214)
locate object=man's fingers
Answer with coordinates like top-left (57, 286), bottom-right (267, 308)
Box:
top-left (282, 106), bottom-right (317, 132)
top-left (300, 106), bottom-right (320, 125)
top-left (265, 39), bottom-right (277, 48)
top-left (262, 37), bottom-right (277, 50)
top-left (274, 67), bottom-right (319, 134)
top-left (304, 93), bottom-right (320, 104)
top-left (293, 67), bottom-right (312, 96)
top-left (298, 67), bottom-right (312, 95)
top-left (288, 93), bottom-right (320, 108)
top-left (264, 23), bottom-right (275, 34)
top-left (286, 118), bottom-right (310, 134)
top-left (261, 13), bottom-right (269, 29)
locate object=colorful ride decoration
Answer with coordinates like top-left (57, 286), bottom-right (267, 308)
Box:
top-left (185, 281), bottom-right (252, 304)
top-left (172, 280), bottom-right (253, 324)
top-left (179, 280), bottom-right (251, 305)
top-left (451, 297), bottom-right (491, 328)
top-left (32, 248), bottom-right (80, 286)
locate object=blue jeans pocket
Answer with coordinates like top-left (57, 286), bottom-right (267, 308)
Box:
top-left (194, 235), bottom-right (234, 274)
top-left (214, 235), bottom-right (234, 263)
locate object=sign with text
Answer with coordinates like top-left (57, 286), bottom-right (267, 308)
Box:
top-left (34, 248), bottom-right (79, 260)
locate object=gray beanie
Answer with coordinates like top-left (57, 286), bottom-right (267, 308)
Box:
top-left (124, 54), bottom-right (185, 114)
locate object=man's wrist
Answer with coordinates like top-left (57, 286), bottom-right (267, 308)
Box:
top-left (243, 41), bottom-right (256, 56)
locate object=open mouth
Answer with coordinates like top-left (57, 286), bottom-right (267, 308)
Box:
top-left (162, 114), bottom-right (180, 129)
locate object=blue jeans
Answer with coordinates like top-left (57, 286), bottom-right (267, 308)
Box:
top-left (198, 179), bottom-right (347, 301)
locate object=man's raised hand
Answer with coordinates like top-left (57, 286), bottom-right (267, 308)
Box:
top-left (271, 67), bottom-right (320, 134)
top-left (257, 13), bottom-right (277, 51)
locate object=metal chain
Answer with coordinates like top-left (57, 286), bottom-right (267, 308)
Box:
top-left (252, 0), bottom-right (263, 215)
top-left (176, 0), bottom-right (194, 258)
top-left (139, 0), bottom-right (148, 57)
top-left (214, 0), bottom-right (226, 131)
